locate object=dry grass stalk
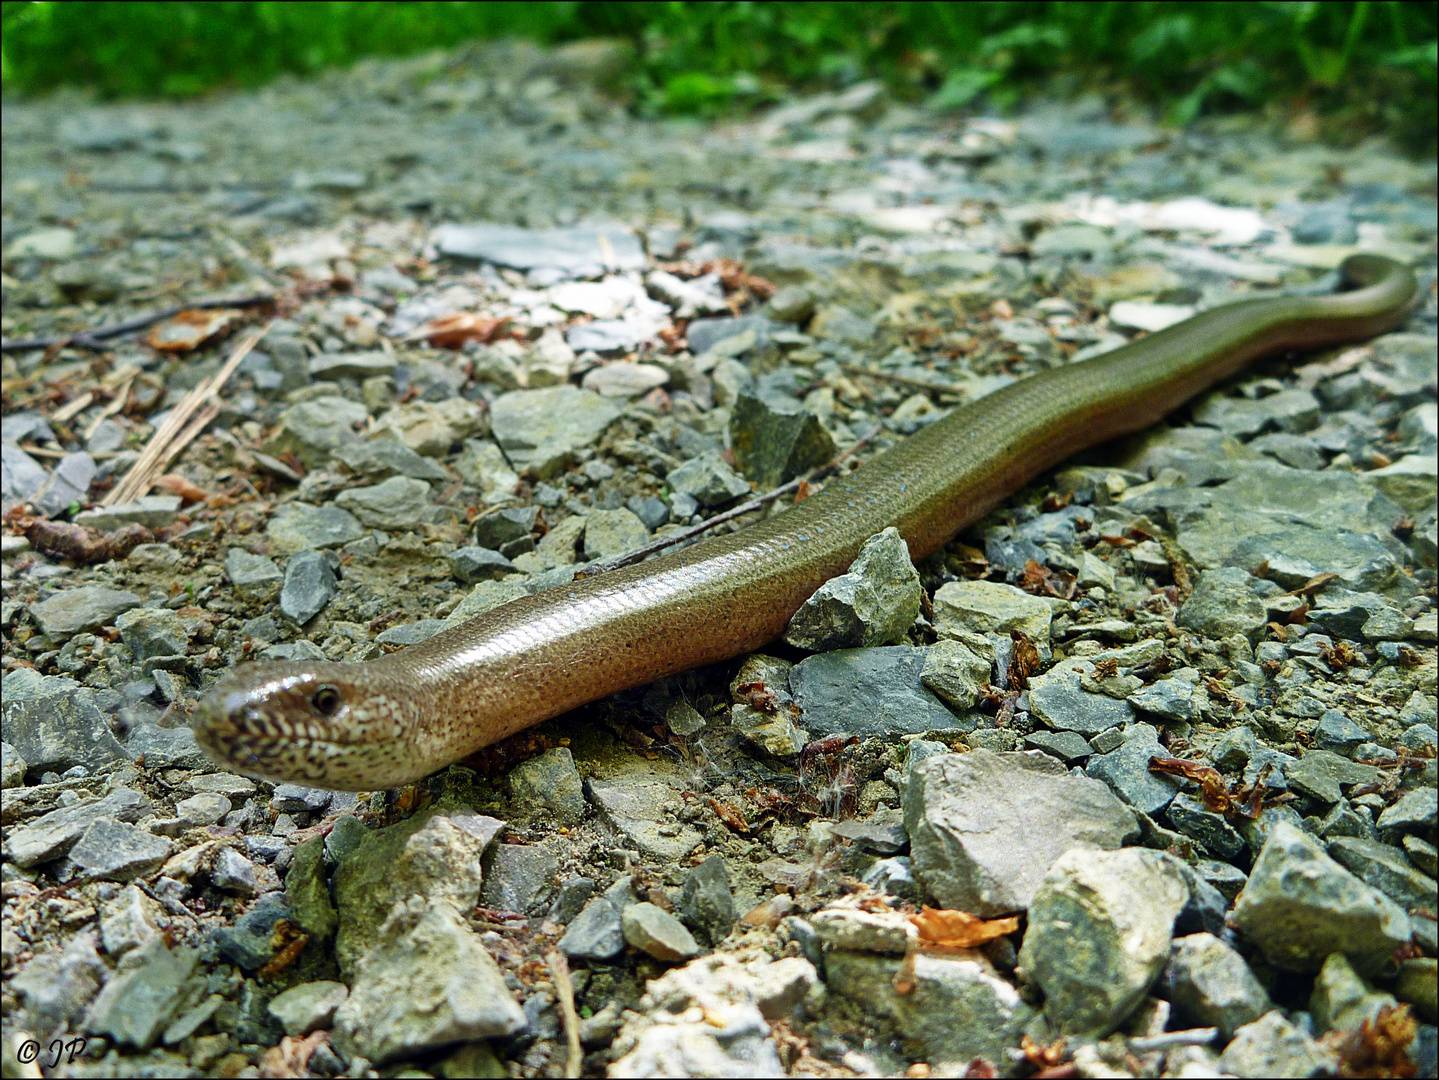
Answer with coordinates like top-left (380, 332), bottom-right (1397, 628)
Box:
top-left (103, 323), bottom-right (268, 506)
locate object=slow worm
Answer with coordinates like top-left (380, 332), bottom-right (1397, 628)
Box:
top-left (194, 254), bottom-right (1418, 790)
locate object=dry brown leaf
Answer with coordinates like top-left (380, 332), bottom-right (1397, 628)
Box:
top-left (153, 473), bottom-right (209, 503)
top-left (407, 311), bottom-right (511, 348)
top-left (910, 906), bottom-right (1020, 951)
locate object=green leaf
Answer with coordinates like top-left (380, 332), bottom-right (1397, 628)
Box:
top-left (927, 66), bottom-right (1002, 111)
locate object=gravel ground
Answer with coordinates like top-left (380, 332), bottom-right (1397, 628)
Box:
top-left (2, 38), bottom-right (1436, 1080)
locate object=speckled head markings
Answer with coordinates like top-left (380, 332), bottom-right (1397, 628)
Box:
top-left (193, 255), bottom-right (1418, 792)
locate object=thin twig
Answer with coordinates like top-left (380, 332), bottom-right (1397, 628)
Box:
top-left (103, 324), bottom-right (268, 505)
top-left (546, 949), bottom-right (583, 1079)
top-left (1, 293), bottom-right (275, 352)
top-left (1127, 1028), bottom-right (1219, 1052)
top-left (579, 429), bottom-right (876, 577)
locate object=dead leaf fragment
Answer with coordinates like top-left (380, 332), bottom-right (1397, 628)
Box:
top-left (910, 906), bottom-right (1020, 952)
top-left (405, 312), bottom-right (511, 349)
top-left (153, 473), bottom-right (209, 503)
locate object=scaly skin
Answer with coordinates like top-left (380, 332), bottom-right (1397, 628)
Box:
top-left (193, 254), bottom-right (1419, 790)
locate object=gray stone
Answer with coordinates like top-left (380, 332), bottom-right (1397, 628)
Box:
top-left (1177, 567), bottom-right (1270, 642)
top-left (225, 548), bottom-right (283, 601)
top-left (280, 549), bottom-right (337, 624)
top-left (1377, 786), bottom-right (1437, 842)
top-left (1017, 847), bottom-right (1189, 1036)
top-left (1326, 835), bottom-right (1438, 912)
top-left (336, 438), bottom-right (450, 483)
top-left (1128, 675), bottom-right (1200, 722)
top-left (932, 579), bottom-right (1053, 645)
top-left (1286, 749), bottom-right (1384, 806)
top-left (307, 350), bottom-right (397, 380)
top-left (919, 638), bottom-right (991, 712)
top-left (626, 495), bottom-right (670, 531)
top-left (1023, 729), bottom-right (1094, 764)
top-left (1, 442), bottom-right (49, 502)
top-left (1193, 388), bottom-right (1320, 437)
top-left (82, 936), bottom-right (196, 1049)
top-left (3, 787), bottom-right (152, 868)
top-left (582, 507), bottom-right (650, 561)
top-left (176, 792), bottom-right (230, 827)
top-left (2, 678), bottom-right (130, 774)
top-left (586, 777), bottom-right (703, 861)
top-left (266, 502), bottom-right (365, 553)
top-left (456, 439), bottom-right (522, 503)
top-left (809, 304), bottom-right (876, 347)
top-left (286, 836), bottom-right (338, 940)
top-left (375, 397), bottom-right (487, 456)
top-left (1165, 932), bottom-right (1272, 1038)
top-left (480, 841), bottom-right (563, 915)
top-left (824, 949), bottom-right (1030, 1067)
top-left (686, 312), bottom-right (780, 356)
top-left (1219, 1010), bottom-right (1331, 1078)
top-left (1311, 951), bottom-right (1397, 1035)
top-left (447, 545), bottom-right (515, 583)
top-left (582, 360), bottom-right (670, 397)
top-left (72, 495), bottom-right (182, 531)
top-left (623, 902), bottom-right (701, 962)
top-left (211, 846), bottom-right (259, 895)
top-left (1167, 792), bottom-right (1246, 861)
top-left (547, 877), bottom-right (595, 926)
top-left (68, 820), bottom-right (172, 881)
top-left (790, 646), bottom-right (965, 737)
top-left (433, 221), bottom-right (645, 276)
top-left (606, 953), bottom-right (792, 1075)
top-left (1402, 834), bottom-right (1438, 877)
top-left (115, 607), bottom-right (187, 661)
top-left (1029, 662), bottom-right (1135, 736)
top-left (666, 452), bottom-right (751, 507)
top-left (99, 885), bottom-right (162, 958)
top-left (507, 746), bottom-right (586, 825)
top-left (1230, 528), bottom-right (1406, 597)
top-left (332, 897), bottom-right (525, 1065)
top-left (1232, 821), bottom-right (1413, 975)
top-left (559, 876), bottom-right (640, 961)
top-left (1315, 710), bottom-right (1372, 755)
top-left (124, 723), bottom-right (207, 770)
top-left (267, 980), bottom-right (348, 1037)
top-left (333, 807), bottom-right (504, 977)
top-left (472, 505), bottom-right (538, 550)
top-left (728, 391), bottom-right (836, 489)
top-left (488, 385), bottom-right (621, 478)
top-left (34, 451), bottom-right (96, 517)
top-left (267, 396), bottom-right (369, 468)
top-left (680, 856), bottom-right (736, 946)
top-left (31, 586), bottom-right (142, 639)
top-left (784, 528), bottom-right (921, 651)
top-left (729, 703), bottom-right (807, 757)
top-left (1, 740), bottom-right (26, 788)
top-left (903, 749), bottom-right (1138, 916)
top-left (333, 475), bottom-right (433, 530)
top-left (1086, 723), bottom-right (1184, 814)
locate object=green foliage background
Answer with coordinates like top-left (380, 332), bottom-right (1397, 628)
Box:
top-left (3, 1), bottom-right (1435, 151)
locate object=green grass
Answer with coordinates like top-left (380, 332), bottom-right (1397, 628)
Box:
top-left (3, 1), bottom-right (1435, 152)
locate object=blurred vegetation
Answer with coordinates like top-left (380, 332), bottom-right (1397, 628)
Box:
top-left (2, 1), bottom-right (1435, 152)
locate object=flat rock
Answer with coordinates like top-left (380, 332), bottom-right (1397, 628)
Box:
top-left (1232, 821), bottom-right (1412, 976)
top-left (488, 385), bottom-right (621, 478)
top-left (790, 646), bottom-right (966, 737)
top-left (432, 221), bottom-right (645, 276)
top-left (902, 749), bottom-right (1138, 916)
top-left (1164, 932), bottom-right (1272, 1039)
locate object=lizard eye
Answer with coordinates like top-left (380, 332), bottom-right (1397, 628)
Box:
top-left (312, 686), bottom-right (342, 716)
